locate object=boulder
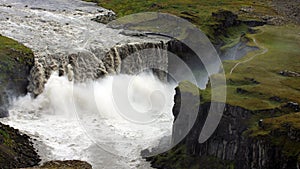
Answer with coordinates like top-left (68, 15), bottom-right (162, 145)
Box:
top-left (91, 10), bottom-right (116, 24)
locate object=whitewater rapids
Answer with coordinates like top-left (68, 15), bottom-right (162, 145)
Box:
top-left (1, 72), bottom-right (175, 169)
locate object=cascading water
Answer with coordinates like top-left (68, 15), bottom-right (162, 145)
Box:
top-left (0, 1), bottom-right (174, 167)
top-left (1, 72), bottom-right (175, 169)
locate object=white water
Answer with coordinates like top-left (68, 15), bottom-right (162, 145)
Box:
top-left (1, 72), bottom-right (175, 169)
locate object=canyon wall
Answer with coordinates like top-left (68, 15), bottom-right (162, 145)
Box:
top-left (147, 82), bottom-right (300, 169)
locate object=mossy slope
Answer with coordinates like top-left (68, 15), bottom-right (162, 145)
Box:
top-left (0, 35), bottom-right (34, 117)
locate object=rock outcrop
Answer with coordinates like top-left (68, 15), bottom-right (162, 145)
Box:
top-left (91, 10), bottom-right (116, 24)
top-left (0, 122), bottom-right (40, 169)
top-left (146, 82), bottom-right (300, 169)
top-left (0, 35), bottom-right (34, 117)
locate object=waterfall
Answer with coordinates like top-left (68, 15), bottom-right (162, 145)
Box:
top-left (0, 0), bottom-right (173, 168)
top-left (3, 72), bottom-right (175, 168)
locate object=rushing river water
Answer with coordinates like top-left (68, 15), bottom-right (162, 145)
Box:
top-left (1, 72), bottom-right (175, 169)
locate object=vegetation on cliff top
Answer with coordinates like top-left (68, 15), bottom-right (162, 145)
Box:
top-left (0, 35), bottom-right (34, 69)
top-left (0, 35), bottom-right (34, 89)
top-left (0, 35), bottom-right (34, 117)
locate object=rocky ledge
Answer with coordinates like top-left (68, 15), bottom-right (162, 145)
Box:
top-left (24, 160), bottom-right (92, 169)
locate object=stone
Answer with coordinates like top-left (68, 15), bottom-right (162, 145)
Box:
top-left (91, 10), bottom-right (116, 24)
top-left (24, 160), bottom-right (92, 169)
top-left (0, 122), bottom-right (40, 168)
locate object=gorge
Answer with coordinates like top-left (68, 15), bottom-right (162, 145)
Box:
top-left (0, 0), bottom-right (300, 169)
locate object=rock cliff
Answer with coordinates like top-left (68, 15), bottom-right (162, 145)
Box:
top-left (0, 35), bottom-right (34, 117)
top-left (146, 82), bottom-right (300, 169)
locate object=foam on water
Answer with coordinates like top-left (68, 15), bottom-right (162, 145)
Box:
top-left (1, 72), bottom-right (175, 169)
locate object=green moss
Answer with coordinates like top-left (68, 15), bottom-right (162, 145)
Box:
top-left (0, 129), bottom-right (12, 146)
top-left (0, 35), bottom-right (34, 100)
top-left (0, 126), bottom-right (17, 148)
top-left (0, 35), bottom-right (34, 70)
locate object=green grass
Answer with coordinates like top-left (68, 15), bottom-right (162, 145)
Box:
top-left (86, 0), bottom-right (279, 46)
top-left (0, 35), bottom-right (34, 70)
top-left (220, 24), bottom-right (300, 110)
top-left (91, 0), bottom-right (276, 23)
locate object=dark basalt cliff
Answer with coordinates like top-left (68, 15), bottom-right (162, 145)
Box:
top-left (146, 82), bottom-right (300, 169)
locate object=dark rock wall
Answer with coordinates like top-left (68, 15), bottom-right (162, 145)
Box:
top-left (173, 97), bottom-right (299, 169)
top-left (148, 85), bottom-right (300, 169)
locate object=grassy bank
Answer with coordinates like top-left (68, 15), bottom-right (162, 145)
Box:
top-left (222, 24), bottom-right (300, 110)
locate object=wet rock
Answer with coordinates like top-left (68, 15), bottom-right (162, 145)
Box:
top-left (91, 10), bottom-right (116, 24)
top-left (24, 160), bottom-right (92, 169)
top-left (0, 122), bottom-right (40, 169)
